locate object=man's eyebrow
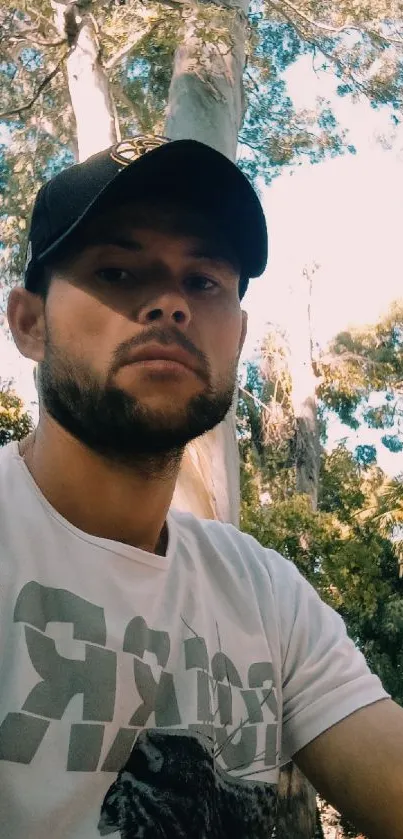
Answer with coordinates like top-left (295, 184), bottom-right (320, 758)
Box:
top-left (87, 235), bottom-right (142, 252)
top-left (186, 245), bottom-right (239, 269)
top-left (88, 235), bottom-right (239, 270)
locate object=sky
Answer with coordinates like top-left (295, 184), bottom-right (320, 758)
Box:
top-left (1, 53), bottom-right (402, 474)
top-left (242, 54), bottom-right (403, 356)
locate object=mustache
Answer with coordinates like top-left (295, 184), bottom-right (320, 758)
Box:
top-left (110, 326), bottom-right (211, 383)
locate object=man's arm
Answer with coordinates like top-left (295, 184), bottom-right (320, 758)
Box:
top-left (294, 698), bottom-right (403, 839)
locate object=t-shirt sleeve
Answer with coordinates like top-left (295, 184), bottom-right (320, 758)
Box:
top-left (267, 550), bottom-right (390, 760)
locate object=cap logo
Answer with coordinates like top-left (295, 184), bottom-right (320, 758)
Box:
top-left (110, 135), bottom-right (169, 167)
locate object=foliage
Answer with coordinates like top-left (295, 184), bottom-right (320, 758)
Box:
top-left (376, 472), bottom-right (403, 530)
top-left (354, 443), bottom-right (377, 467)
top-left (319, 444), bottom-right (366, 521)
top-left (237, 330), bottom-right (297, 502)
top-left (241, 301), bottom-right (403, 468)
top-left (238, 303), bottom-right (403, 714)
top-left (365, 471), bottom-right (403, 571)
top-left (0, 380), bottom-right (33, 446)
top-left (240, 439), bottom-right (403, 707)
top-left (318, 299), bottom-right (403, 454)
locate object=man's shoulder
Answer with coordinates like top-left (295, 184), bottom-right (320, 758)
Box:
top-left (0, 440), bottom-right (20, 490)
top-left (0, 443), bottom-right (23, 527)
top-left (169, 507), bottom-right (287, 575)
top-left (0, 441), bottom-right (18, 472)
top-left (170, 507), bottom-right (254, 547)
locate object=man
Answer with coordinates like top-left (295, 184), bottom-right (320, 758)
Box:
top-left (2, 134), bottom-right (402, 839)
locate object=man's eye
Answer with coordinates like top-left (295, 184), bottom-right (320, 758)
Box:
top-left (96, 268), bottom-right (134, 284)
top-left (187, 275), bottom-right (218, 292)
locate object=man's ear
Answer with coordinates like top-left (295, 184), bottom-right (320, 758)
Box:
top-left (7, 287), bottom-right (46, 363)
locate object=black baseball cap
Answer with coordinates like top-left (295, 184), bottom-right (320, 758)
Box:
top-left (24, 135), bottom-right (268, 298)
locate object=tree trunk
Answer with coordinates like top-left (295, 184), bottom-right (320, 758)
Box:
top-left (52, 2), bottom-right (118, 160)
top-left (165, 0), bottom-right (247, 157)
top-left (172, 399), bottom-right (241, 523)
top-left (277, 265), bottom-right (322, 836)
top-left (66, 18), bottom-right (118, 160)
top-left (288, 266), bottom-right (321, 510)
top-left (276, 763), bottom-right (319, 839)
top-left (167, 0), bottom-right (248, 526)
top-left (166, 7), bottom-right (319, 837)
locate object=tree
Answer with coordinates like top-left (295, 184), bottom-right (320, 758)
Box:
top-left (240, 291), bottom-right (403, 836)
top-left (318, 299), bottom-right (403, 456)
top-left (1, 2), bottom-right (403, 285)
top-left (241, 299), bottom-right (403, 501)
top-left (241, 432), bottom-right (403, 700)
top-left (287, 264), bottom-right (321, 508)
top-left (365, 471), bottom-right (403, 575)
top-left (0, 380), bottom-right (33, 446)
top-left (240, 424), bottom-right (403, 839)
top-left (242, 306), bottom-right (403, 710)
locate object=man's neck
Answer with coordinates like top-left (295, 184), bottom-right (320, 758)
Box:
top-left (20, 415), bottom-right (181, 555)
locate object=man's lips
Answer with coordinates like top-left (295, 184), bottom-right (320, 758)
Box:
top-left (120, 343), bottom-right (201, 375)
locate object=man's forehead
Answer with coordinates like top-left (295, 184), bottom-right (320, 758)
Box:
top-left (82, 200), bottom-right (240, 268)
top-left (88, 199), bottom-right (221, 235)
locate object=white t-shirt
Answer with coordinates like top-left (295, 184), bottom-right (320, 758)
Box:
top-left (0, 442), bottom-right (388, 838)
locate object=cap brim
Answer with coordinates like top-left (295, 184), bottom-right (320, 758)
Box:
top-left (36, 139), bottom-right (268, 279)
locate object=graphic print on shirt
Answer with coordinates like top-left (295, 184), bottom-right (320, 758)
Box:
top-left (98, 728), bottom-right (278, 838)
top-left (0, 582), bottom-right (279, 837)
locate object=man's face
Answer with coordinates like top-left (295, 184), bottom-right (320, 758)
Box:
top-left (36, 200), bottom-right (247, 462)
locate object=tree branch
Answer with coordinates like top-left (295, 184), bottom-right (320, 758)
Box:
top-left (111, 80), bottom-right (149, 134)
top-left (28, 113), bottom-right (75, 147)
top-left (270, 0), bottom-right (403, 46)
top-left (319, 351), bottom-right (387, 369)
top-left (368, 27), bottom-right (403, 47)
top-left (238, 137), bottom-right (263, 152)
top-left (105, 21), bottom-right (160, 71)
top-left (270, 2), bottom-right (370, 97)
top-left (25, 5), bottom-right (60, 37)
top-left (239, 385), bottom-right (272, 416)
top-left (8, 32), bottom-right (65, 47)
top-left (269, 0), bottom-right (353, 35)
top-left (244, 68), bottom-right (261, 94)
top-left (0, 48), bottom-right (69, 120)
top-left (149, 0), bottom-right (248, 19)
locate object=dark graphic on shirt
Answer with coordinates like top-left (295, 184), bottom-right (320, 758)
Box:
top-left (98, 728), bottom-right (278, 838)
top-left (0, 582), bottom-right (278, 796)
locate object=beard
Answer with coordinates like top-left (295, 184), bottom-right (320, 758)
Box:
top-left (38, 332), bottom-right (237, 472)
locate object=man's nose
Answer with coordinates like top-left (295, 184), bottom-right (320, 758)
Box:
top-left (138, 291), bottom-right (192, 328)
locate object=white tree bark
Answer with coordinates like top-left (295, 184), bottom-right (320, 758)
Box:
top-left (165, 0), bottom-right (248, 158)
top-left (67, 25), bottom-right (118, 160)
top-left (172, 394), bottom-right (241, 523)
top-left (288, 267), bottom-right (320, 510)
top-left (167, 0), bottom-right (248, 526)
top-left (52, 2), bottom-right (118, 160)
